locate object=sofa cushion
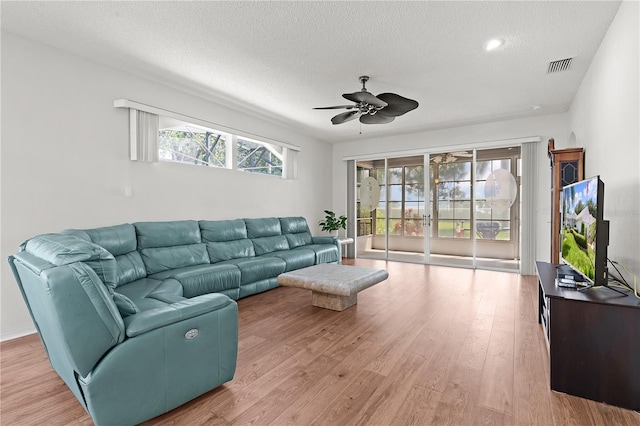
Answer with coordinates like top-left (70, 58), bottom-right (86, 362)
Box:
top-left (139, 244), bottom-right (209, 275)
top-left (116, 277), bottom-right (185, 312)
top-left (263, 247), bottom-right (315, 271)
top-left (239, 278), bottom-right (279, 298)
top-left (217, 257), bottom-right (286, 285)
top-left (22, 233), bottom-right (118, 289)
top-left (244, 218), bottom-right (282, 238)
top-left (135, 220), bottom-right (201, 249)
top-left (279, 217), bottom-right (313, 248)
top-left (149, 264), bottom-right (241, 299)
top-left (279, 217), bottom-right (311, 234)
top-left (305, 244), bottom-right (339, 264)
top-left (122, 293), bottom-right (235, 338)
top-left (285, 232), bottom-right (313, 249)
top-left (199, 219), bottom-right (247, 242)
top-left (206, 240), bottom-right (255, 263)
top-left (116, 277), bottom-right (181, 298)
top-left (112, 292), bottom-right (139, 317)
top-left (64, 224), bottom-right (137, 256)
top-left (63, 225), bottom-right (146, 287)
top-left (251, 235), bottom-right (289, 256)
top-left (113, 251), bottom-right (147, 287)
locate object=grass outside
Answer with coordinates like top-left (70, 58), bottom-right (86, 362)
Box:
top-left (375, 219), bottom-right (510, 240)
top-left (437, 221), bottom-right (510, 240)
top-left (561, 228), bottom-right (595, 280)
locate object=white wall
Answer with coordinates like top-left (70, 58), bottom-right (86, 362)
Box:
top-left (332, 113), bottom-right (570, 269)
top-left (566, 0), bottom-right (640, 276)
top-left (0, 33), bottom-right (333, 340)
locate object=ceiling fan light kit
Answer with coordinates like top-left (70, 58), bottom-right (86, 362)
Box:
top-left (430, 151), bottom-right (473, 164)
top-left (314, 76), bottom-right (419, 125)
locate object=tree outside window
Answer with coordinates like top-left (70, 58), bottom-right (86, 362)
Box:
top-left (159, 127), bottom-right (226, 167)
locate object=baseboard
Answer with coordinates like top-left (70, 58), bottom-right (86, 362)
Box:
top-left (1, 326), bottom-right (37, 342)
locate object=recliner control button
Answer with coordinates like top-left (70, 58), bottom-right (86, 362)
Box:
top-left (185, 329), bottom-right (199, 340)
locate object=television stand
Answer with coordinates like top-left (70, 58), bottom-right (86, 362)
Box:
top-left (536, 261), bottom-right (640, 411)
top-left (577, 282), bottom-right (628, 296)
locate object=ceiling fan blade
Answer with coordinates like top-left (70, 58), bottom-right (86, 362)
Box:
top-left (331, 110), bottom-right (361, 125)
top-left (342, 91), bottom-right (388, 108)
top-left (376, 93), bottom-right (419, 117)
top-left (359, 114), bottom-right (395, 124)
top-left (450, 151), bottom-right (473, 157)
top-left (313, 105), bottom-right (355, 110)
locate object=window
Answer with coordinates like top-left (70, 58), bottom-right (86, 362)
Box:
top-left (475, 158), bottom-right (512, 240)
top-left (237, 137), bottom-right (283, 176)
top-left (356, 166), bottom-right (373, 236)
top-left (376, 164), bottom-right (425, 237)
top-left (159, 124), bottom-right (226, 168)
top-left (430, 147), bottom-right (520, 241)
top-left (157, 117), bottom-right (290, 177)
top-left (115, 99), bottom-right (300, 178)
top-left (403, 165), bottom-right (425, 236)
top-left (435, 161), bottom-right (471, 238)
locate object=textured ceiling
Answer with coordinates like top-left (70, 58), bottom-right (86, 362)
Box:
top-left (1, 1), bottom-right (622, 143)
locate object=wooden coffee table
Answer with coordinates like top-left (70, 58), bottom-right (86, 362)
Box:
top-left (277, 264), bottom-right (388, 311)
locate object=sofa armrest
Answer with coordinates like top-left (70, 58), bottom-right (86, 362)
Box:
top-left (311, 236), bottom-right (337, 244)
top-left (124, 293), bottom-right (235, 337)
top-left (312, 236), bottom-right (341, 261)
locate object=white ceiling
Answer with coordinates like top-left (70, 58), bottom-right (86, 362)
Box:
top-left (1, 1), bottom-right (622, 143)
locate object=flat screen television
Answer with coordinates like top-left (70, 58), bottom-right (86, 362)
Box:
top-left (560, 176), bottom-right (609, 287)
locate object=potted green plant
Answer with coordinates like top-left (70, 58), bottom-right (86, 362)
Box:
top-left (318, 210), bottom-right (347, 237)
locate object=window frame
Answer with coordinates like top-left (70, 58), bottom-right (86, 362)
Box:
top-left (114, 99), bottom-right (300, 179)
top-left (375, 162), bottom-right (425, 238)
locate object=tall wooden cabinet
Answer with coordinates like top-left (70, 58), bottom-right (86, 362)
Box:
top-left (547, 138), bottom-right (584, 264)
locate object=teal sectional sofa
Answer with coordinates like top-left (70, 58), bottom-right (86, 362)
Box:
top-left (8, 217), bottom-right (339, 426)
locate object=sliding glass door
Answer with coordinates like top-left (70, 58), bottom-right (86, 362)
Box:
top-left (474, 149), bottom-right (520, 269)
top-left (428, 147), bottom-right (520, 271)
top-left (356, 156), bottom-right (427, 262)
top-left (354, 146), bottom-right (521, 273)
top-left (429, 151), bottom-right (474, 267)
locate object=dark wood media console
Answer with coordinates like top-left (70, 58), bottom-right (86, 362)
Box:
top-left (536, 261), bottom-right (640, 411)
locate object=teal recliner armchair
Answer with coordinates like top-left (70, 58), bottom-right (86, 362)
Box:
top-left (8, 232), bottom-right (238, 426)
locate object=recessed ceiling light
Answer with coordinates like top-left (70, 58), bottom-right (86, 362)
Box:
top-left (484, 38), bottom-right (504, 51)
top-left (532, 105), bottom-right (542, 111)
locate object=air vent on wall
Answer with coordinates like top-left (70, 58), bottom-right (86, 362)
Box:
top-left (547, 57), bottom-right (573, 73)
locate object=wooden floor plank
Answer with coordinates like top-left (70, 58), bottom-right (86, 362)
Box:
top-left (457, 312), bottom-right (493, 371)
top-left (225, 354), bottom-right (339, 426)
top-left (477, 329), bottom-right (515, 415)
top-left (2, 259), bottom-right (638, 426)
top-left (391, 384), bottom-right (443, 425)
top-left (266, 339), bottom-right (384, 426)
top-left (412, 319), bottom-right (469, 393)
top-left (430, 364), bottom-right (483, 425)
top-left (347, 352), bottom-right (427, 426)
top-left (309, 369), bottom-right (387, 426)
top-left (513, 320), bottom-right (555, 425)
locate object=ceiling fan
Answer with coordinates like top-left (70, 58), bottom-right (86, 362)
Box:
top-left (314, 76), bottom-right (419, 125)
top-left (430, 152), bottom-right (473, 164)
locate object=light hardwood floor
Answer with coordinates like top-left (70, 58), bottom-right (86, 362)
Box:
top-left (2, 259), bottom-right (639, 425)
